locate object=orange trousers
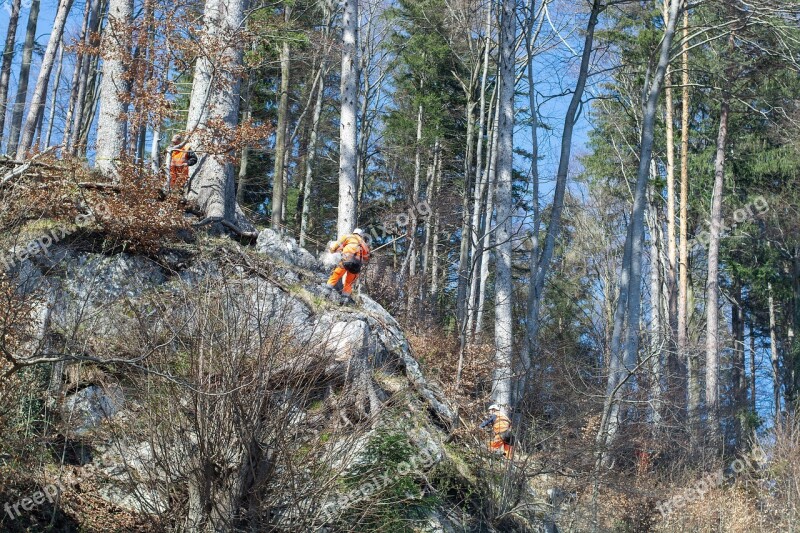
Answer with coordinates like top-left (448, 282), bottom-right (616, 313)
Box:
top-left (490, 436), bottom-right (513, 459)
top-left (327, 266), bottom-right (358, 296)
top-left (169, 165), bottom-right (189, 189)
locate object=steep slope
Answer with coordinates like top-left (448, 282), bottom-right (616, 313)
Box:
top-left (4, 228), bottom-right (517, 532)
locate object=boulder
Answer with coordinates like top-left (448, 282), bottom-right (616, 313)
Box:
top-left (62, 384), bottom-right (125, 436)
top-left (256, 228), bottom-right (320, 271)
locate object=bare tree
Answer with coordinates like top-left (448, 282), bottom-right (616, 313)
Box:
top-left (337, 0), bottom-right (359, 235)
top-left (185, 0), bottom-right (251, 231)
top-left (17, 0), bottom-right (75, 157)
top-left (678, 6), bottom-right (696, 435)
top-left (270, 5), bottom-right (291, 230)
top-left (0, 0), bottom-right (22, 147)
top-left (597, 0), bottom-right (682, 464)
top-left (526, 0), bottom-right (603, 373)
top-left (492, 0), bottom-right (515, 407)
top-left (94, 0), bottom-right (133, 177)
top-left (6, 0), bottom-right (40, 156)
top-left (42, 41), bottom-right (64, 148)
top-left (68, 0), bottom-right (102, 155)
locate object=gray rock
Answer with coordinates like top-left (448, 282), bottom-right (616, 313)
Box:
top-left (256, 228), bottom-right (320, 271)
top-left (62, 384), bottom-right (125, 436)
top-left (97, 484), bottom-right (167, 514)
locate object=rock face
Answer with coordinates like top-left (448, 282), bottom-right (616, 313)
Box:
top-left (62, 384), bottom-right (125, 436)
top-left (12, 230), bottom-right (470, 530)
top-left (255, 228), bottom-right (320, 271)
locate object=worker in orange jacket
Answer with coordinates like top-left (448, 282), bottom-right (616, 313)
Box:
top-left (326, 228), bottom-right (370, 302)
top-left (165, 134), bottom-right (197, 192)
top-left (479, 404), bottom-right (513, 459)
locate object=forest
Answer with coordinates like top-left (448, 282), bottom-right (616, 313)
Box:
top-left (0, 0), bottom-right (799, 531)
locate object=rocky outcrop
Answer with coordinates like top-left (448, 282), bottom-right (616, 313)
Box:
top-left (8, 228), bottom-right (470, 531)
top-left (62, 384), bottom-right (125, 436)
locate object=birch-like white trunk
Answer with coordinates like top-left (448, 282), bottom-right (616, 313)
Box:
top-left (6, 0), bottom-right (40, 156)
top-left (705, 95), bottom-right (729, 440)
top-left (300, 66), bottom-right (326, 247)
top-left (646, 179), bottom-right (663, 427)
top-left (43, 43), bottom-right (64, 148)
top-left (271, 10), bottom-right (291, 230)
top-left (0, 0), bottom-right (22, 146)
top-left (474, 99), bottom-right (500, 337)
top-left (184, 0), bottom-right (248, 228)
top-left (17, 0), bottom-right (74, 157)
top-left (598, 0), bottom-right (682, 464)
top-left (337, 0), bottom-right (359, 236)
top-left (492, 0), bottom-right (515, 407)
top-left (94, 0), bottom-right (132, 176)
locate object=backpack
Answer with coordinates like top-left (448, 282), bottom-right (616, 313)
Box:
top-left (499, 428), bottom-right (514, 445)
top-left (186, 151), bottom-right (198, 166)
top-left (341, 237), bottom-right (369, 274)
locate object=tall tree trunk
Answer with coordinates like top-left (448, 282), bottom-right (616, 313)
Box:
top-left (32, 83), bottom-right (45, 146)
top-left (430, 154), bottom-right (442, 300)
top-left (461, 14), bottom-right (497, 338)
top-left (0, 0), bottom-right (22, 147)
top-left (355, 11), bottom-right (373, 208)
top-left (474, 100), bottom-right (500, 338)
top-left (271, 8), bottom-right (291, 230)
top-left (492, 0), bottom-right (515, 407)
top-left (184, 0), bottom-right (249, 229)
top-left (521, 1), bottom-right (543, 389)
top-left (647, 178), bottom-right (664, 426)
top-left (597, 0), bottom-right (682, 464)
top-left (6, 0), bottom-right (40, 156)
top-left (732, 280), bottom-right (746, 444)
top-left (678, 6), bottom-right (696, 439)
top-left (94, 0), bottom-right (132, 176)
top-left (663, 0), bottom-right (678, 351)
top-left (17, 0), bottom-right (74, 157)
top-left (422, 138), bottom-right (440, 297)
top-left (461, 6), bottom-right (493, 345)
top-left (705, 42), bottom-right (732, 443)
top-left (237, 72), bottom-right (252, 204)
top-left (300, 64), bottom-right (326, 247)
top-left (786, 247), bottom-right (800, 414)
top-left (77, 57), bottom-right (102, 153)
top-left (402, 102), bottom-right (424, 288)
top-left (526, 0), bottom-right (602, 369)
top-left (66, 0), bottom-right (101, 155)
top-left (456, 96), bottom-right (475, 325)
top-left (769, 281), bottom-right (781, 420)
top-left (43, 42), bottom-right (64, 148)
top-left (750, 322), bottom-right (757, 413)
top-left (337, 0), bottom-right (359, 236)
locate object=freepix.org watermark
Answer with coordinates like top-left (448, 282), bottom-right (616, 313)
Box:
top-left (320, 445), bottom-right (437, 522)
top-left (0, 205), bottom-right (110, 272)
top-left (656, 449), bottom-right (765, 518)
top-left (358, 200), bottom-right (432, 249)
top-left (3, 482), bottom-right (64, 520)
top-left (691, 195), bottom-right (769, 251)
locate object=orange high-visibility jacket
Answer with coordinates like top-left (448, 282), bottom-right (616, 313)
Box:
top-left (492, 414), bottom-right (511, 436)
top-left (171, 146), bottom-right (191, 166)
top-left (330, 234), bottom-right (370, 262)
